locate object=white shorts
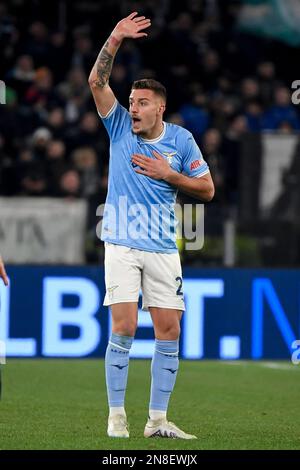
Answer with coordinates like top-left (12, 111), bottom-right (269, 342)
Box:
top-left (103, 242), bottom-right (185, 311)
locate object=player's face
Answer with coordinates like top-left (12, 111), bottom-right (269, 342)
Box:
top-left (129, 89), bottom-right (165, 136)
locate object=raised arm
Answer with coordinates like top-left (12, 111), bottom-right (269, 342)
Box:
top-left (88, 12), bottom-right (151, 117)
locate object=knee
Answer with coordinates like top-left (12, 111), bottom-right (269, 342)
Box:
top-left (157, 324), bottom-right (181, 341)
top-left (113, 320), bottom-right (137, 338)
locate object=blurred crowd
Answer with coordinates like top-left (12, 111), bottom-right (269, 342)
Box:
top-left (0, 0), bottom-right (300, 251)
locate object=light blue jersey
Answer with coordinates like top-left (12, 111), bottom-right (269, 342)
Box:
top-left (100, 100), bottom-right (209, 253)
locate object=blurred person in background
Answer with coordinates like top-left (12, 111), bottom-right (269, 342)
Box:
top-left (24, 67), bottom-right (60, 112)
top-left (24, 21), bottom-right (49, 67)
top-left (223, 114), bottom-right (248, 205)
top-left (257, 61), bottom-right (277, 108)
top-left (47, 30), bottom-right (71, 83)
top-left (58, 168), bottom-right (81, 199)
top-left (57, 66), bottom-right (89, 103)
top-left (46, 108), bottom-right (66, 140)
top-left (240, 77), bottom-right (260, 105)
top-left (72, 33), bottom-right (95, 74)
top-left (19, 162), bottom-right (48, 197)
top-left (202, 128), bottom-right (225, 203)
top-left (71, 111), bottom-right (103, 152)
top-left (30, 127), bottom-right (52, 160)
top-left (6, 54), bottom-right (35, 102)
top-left (243, 100), bottom-right (263, 132)
top-left (179, 89), bottom-right (210, 143)
top-left (45, 139), bottom-right (68, 196)
top-left (262, 85), bottom-right (300, 131)
top-left (72, 146), bottom-right (100, 198)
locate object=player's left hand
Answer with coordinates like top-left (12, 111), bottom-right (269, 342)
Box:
top-left (132, 150), bottom-right (172, 180)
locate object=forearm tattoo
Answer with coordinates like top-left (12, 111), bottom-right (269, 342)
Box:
top-left (95, 39), bottom-right (113, 88)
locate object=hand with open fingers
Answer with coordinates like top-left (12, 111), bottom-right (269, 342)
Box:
top-left (0, 257), bottom-right (8, 286)
top-left (113, 12), bottom-right (151, 41)
top-left (132, 150), bottom-right (172, 180)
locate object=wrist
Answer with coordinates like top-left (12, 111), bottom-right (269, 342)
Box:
top-left (111, 30), bottom-right (124, 43)
top-left (164, 168), bottom-right (179, 184)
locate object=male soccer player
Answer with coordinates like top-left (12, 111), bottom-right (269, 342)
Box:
top-left (89, 12), bottom-right (214, 439)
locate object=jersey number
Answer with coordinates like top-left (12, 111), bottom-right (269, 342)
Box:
top-left (176, 276), bottom-right (183, 296)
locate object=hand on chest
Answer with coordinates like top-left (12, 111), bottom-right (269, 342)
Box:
top-left (131, 144), bottom-right (181, 173)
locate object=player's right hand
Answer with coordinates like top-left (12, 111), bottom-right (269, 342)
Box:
top-left (113, 12), bottom-right (151, 41)
top-left (0, 257), bottom-right (8, 286)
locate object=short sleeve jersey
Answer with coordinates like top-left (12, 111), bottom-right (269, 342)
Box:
top-left (100, 100), bottom-right (209, 253)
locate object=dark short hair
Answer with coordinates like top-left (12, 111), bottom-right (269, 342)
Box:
top-left (131, 79), bottom-right (167, 103)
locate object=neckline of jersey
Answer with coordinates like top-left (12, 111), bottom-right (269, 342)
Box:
top-left (139, 122), bottom-right (166, 144)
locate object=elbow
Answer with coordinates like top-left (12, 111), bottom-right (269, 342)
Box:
top-left (89, 76), bottom-right (106, 91)
top-left (88, 71), bottom-right (99, 89)
top-left (88, 76), bottom-right (95, 88)
top-left (203, 184), bottom-right (215, 202)
top-left (207, 185), bottom-right (215, 201)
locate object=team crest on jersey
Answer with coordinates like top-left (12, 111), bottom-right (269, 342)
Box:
top-left (162, 152), bottom-right (176, 165)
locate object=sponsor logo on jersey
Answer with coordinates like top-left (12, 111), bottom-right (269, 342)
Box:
top-left (190, 159), bottom-right (202, 171)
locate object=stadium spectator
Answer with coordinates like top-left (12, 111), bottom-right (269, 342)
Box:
top-left (262, 86), bottom-right (300, 131)
top-left (24, 67), bottom-right (60, 111)
top-left (45, 140), bottom-right (68, 196)
top-left (243, 100), bottom-right (263, 132)
top-left (47, 31), bottom-right (71, 83)
top-left (222, 114), bottom-right (248, 204)
top-left (30, 127), bottom-right (52, 160)
top-left (19, 161), bottom-right (48, 196)
top-left (6, 54), bottom-right (35, 102)
top-left (24, 21), bottom-right (49, 67)
top-left (72, 146), bottom-right (100, 198)
top-left (240, 78), bottom-right (260, 105)
top-left (57, 66), bottom-right (89, 103)
top-left (46, 108), bottom-right (66, 140)
top-left (71, 33), bottom-right (95, 74)
top-left (179, 91), bottom-right (210, 143)
top-left (202, 128), bottom-right (225, 203)
top-left (58, 168), bottom-right (81, 199)
top-left (257, 61), bottom-right (277, 107)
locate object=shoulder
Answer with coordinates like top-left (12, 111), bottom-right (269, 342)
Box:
top-left (165, 121), bottom-right (192, 138)
top-left (100, 100), bottom-right (129, 119)
top-left (99, 100), bottom-right (132, 142)
top-left (165, 122), bottom-right (195, 150)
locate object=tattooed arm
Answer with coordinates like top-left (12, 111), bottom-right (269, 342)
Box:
top-left (88, 12), bottom-right (151, 116)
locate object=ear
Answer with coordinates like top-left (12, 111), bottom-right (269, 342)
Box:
top-left (159, 103), bottom-right (166, 114)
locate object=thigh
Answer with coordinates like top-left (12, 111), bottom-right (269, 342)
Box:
top-left (149, 307), bottom-right (182, 340)
top-left (104, 242), bottom-right (142, 306)
top-left (110, 302), bottom-right (138, 337)
top-left (142, 251), bottom-right (185, 312)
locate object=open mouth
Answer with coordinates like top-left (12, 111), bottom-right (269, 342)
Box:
top-left (132, 117), bottom-right (141, 124)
